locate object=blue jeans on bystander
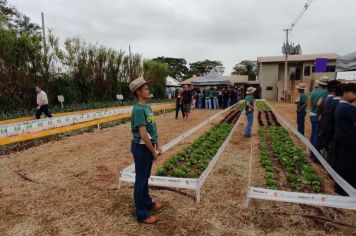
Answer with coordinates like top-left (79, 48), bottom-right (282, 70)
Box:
top-left (131, 142), bottom-right (154, 221)
top-left (244, 111), bottom-right (254, 137)
top-left (297, 110), bottom-right (306, 135)
top-left (310, 115), bottom-right (320, 161)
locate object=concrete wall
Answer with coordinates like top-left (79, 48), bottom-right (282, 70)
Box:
top-left (260, 63), bottom-right (279, 101)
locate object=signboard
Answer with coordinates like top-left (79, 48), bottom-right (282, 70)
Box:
top-left (315, 58), bottom-right (328, 73)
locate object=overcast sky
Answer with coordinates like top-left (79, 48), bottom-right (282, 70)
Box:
top-left (8, 0), bottom-right (356, 75)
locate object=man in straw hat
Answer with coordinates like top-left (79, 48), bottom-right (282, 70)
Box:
top-left (295, 83), bottom-right (308, 135)
top-left (309, 76), bottom-right (328, 161)
top-left (129, 77), bottom-right (164, 224)
top-left (244, 86), bottom-right (256, 138)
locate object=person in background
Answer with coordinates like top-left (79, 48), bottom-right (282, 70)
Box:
top-left (244, 87), bottom-right (256, 138)
top-left (35, 86), bottom-right (53, 119)
top-left (202, 89), bottom-right (206, 109)
top-left (196, 89), bottom-right (202, 109)
top-left (212, 86), bottom-right (219, 109)
top-left (333, 83), bottom-right (356, 196)
top-left (209, 87), bottom-right (214, 109)
top-left (295, 83), bottom-right (308, 135)
top-left (191, 89), bottom-right (196, 110)
top-left (223, 88), bottom-right (229, 109)
top-left (182, 85), bottom-right (193, 121)
top-left (218, 89), bottom-right (223, 108)
top-left (319, 80), bottom-right (341, 162)
top-left (237, 87), bottom-right (243, 102)
top-left (230, 87), bottom-right (238, 106)
top-left (204, 86), bottom-right (211, 109)
top-left (309, 77), bottom-right (328, 161)
top-left (175, 89), bottom-right (184, 119)
top-left (129, 77), bottom-right (163, 224)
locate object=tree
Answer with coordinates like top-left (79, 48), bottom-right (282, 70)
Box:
top-left (143, 60), bottom-right (170, 99)
top-left (187, 60), bottom-right (224, 77)
top-left (152, 56), bottom-right (188, 81)
top-left (231, 60), bottom-right (257, 81)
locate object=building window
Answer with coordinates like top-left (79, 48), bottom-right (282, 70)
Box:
top-left (266, 86), bottom-right (273, 91)
top-left (312, 66), bottom-right (315, 73)
top-left (327, 65), bottom-right (336, 72)
top-left (304, 66), bottom-right (311, 76)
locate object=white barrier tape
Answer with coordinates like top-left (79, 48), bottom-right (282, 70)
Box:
top-left (0, 104), bottom-right (173, 138)
top-left (248, 187), bottom-right (356, 211)
top-left (262, 100), bottom-right (356, 197)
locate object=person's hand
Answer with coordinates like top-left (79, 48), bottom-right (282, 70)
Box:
top-left (153, 152), bottom-right (159, 161)
top-left (157, 146), bottom-right (163, 155)
top-left (36, 106), bottom-right (41, 110)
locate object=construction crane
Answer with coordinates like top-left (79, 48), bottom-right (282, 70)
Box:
top-left (282, 0), bottom-right (315, 101)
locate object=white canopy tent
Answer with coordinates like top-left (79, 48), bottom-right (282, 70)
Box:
top-left (336, 52), bottom-right (356, 81)
top-left (165, 76), bottom-right (180, 99)
top-left (336, 52), bottom-right (356, 72)
top-left (191, 70), bottom-right (232, 86)
top-left (165, 76), bottom-right (181, 87)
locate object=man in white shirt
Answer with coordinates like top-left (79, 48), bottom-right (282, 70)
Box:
top-left (35, 86), bottom-right (53, 119)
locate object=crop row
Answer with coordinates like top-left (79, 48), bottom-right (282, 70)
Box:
top-left (256, 100), bottom-right (321, 192)
top-left (256, 100), bottom-right (271, 112)
top-left (157, 105), bottom-right (244, 178)
top-left (157, 123), bottom-right (233, 178)
top-left (269, 126), bottom-right (321, 192)
top-left (259, 127), bottom-right (278, 189)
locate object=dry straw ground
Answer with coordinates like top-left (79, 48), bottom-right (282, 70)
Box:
top-left (0, 105), bottom-right (355, 235)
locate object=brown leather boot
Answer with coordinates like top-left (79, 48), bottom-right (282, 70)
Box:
top-left (141, 215), bottom-right (158, 224)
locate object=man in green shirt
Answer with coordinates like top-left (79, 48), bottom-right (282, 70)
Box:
top-left (295, 83), bottom-right (308, 135)
top-left (309, 77), bottom-right (328, 161)
top-left (244, 86), bottom-right (256, 138)
top-left (129, 77), bottom-right (163, 224)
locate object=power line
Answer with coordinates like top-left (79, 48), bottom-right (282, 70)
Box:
top-left (289, 0), bottom-right (314, 31)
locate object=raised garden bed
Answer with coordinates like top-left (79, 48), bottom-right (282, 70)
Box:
top-left (256, 101), bottom-right (321, 193)
top-left (119, 103), bottom-right (244, 203)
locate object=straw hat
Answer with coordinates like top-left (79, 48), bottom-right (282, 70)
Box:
top-left (213, 86), bottom-right (217, 89)
top-left (246, 86), bottom-right (256, 94)
top-left (317, 76), bottom-right (329, 86)
top-left (296, 83), bottom-right (307, 90)
top-left (129, 77), bottom-right (147, 93)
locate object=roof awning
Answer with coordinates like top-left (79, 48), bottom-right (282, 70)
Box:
top-left (165, 76), bottom-right (181, 87)
top-left (336, 52), bottom-right (356, 72)
top-left (191, 71), bottom-right (232, 86)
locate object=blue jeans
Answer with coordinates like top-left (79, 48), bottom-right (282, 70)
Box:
top-left (205, 97), bottom-right (211, 109)
top-left (131, 142), bottom-right (154, 221)
top-left (213, 97), bottom-right (219, 109)
top-left (310, 116), bottom-right (320, 160)
top-left (196, 98), bottom-right (202, 109)
top-left (297, 110), bottom-right (306, 135)
top-left (244, 111), bottom-right (254, 137)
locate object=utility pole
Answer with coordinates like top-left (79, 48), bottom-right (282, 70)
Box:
top-left (281, 0), bottom-right (314, 102)
top-left (283, 28), bottom-right (291, 102)
top-left (41, 12), bottom-right (47, 53)
top-left (129, 45), bottom-right (132, 81)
